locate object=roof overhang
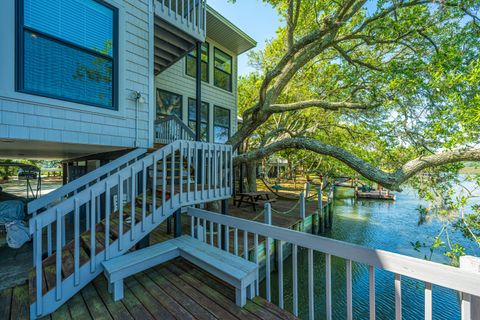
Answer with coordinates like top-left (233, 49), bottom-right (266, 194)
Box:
top-left (206, 5), bottom-right (257, 55)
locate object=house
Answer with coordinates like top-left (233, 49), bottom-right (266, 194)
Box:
top-left (0, 1), bottom-right (479, 320)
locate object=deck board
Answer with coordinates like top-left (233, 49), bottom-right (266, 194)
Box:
top-left (1, 258), bottom-right (296, 319)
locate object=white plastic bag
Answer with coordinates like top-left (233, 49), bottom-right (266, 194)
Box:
top-left (5, 220), bottom-right (30, 249)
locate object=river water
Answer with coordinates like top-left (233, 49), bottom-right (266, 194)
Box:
top-left (263, 186), bottom-right (480, 319)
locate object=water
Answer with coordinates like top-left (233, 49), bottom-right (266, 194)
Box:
top-left (263, 186), bottom-right (480, 319)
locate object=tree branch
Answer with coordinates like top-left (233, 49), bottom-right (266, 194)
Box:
top-left (234, 137), bottom-right (480, 191)
top-left (268, 100), bottom-right (376, 113)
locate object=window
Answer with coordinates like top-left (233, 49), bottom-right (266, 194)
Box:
top-left (17, 0), bottom-right (118, 110)
top-left (186, 42), bottom-right (209, 82)
top-left (156, 89), bottom-right (182, 119)
top-left (214, 48), bottom-right (232, 92)
top-left (214, 106), bottom-right (230, 143)
top-left (188, 98), bottom-right (209, 142)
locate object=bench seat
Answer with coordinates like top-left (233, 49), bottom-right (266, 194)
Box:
top-left (102, 235), bottom-right (258, 307)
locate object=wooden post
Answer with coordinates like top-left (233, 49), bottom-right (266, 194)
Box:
top-left (460, 256), bottom-right (480, 320)
top-left (173, 208), bottom-right (182, 238)
top-left (299, 192), bottom-right (305, 220)
top-left (317, 186), bottom-right (323, 210)
top-left (264, 203), bottom-right (272, 301)
top-left (305, 182), bottom-right (310, 198)
top-left (221, 199), bottom-right (229, 251)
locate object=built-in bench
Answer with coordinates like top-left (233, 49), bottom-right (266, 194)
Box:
top-left (102, 235), bottom-right (258, 307)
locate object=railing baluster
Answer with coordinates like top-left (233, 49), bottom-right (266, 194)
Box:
top-left (118, 175), bottom-right (124, 250)
top-left (170, 145), bottom-right (175, 209)
top-left (220, 146), bottom-right (223, 196)
top-left (105, 183), bottom-right (111, 260)
top-left (369, 265), bottom-right (375, 320)
top-left (395, 273), bottom-right (402, 320)
top-left (424, 282), bottom-right (432, 320)
top-left (346, 259), bottom-right (353, 320)
top-left (234, 228), bottom-right (238, 255)
top-left (142, 162), bottom-right (147, 232)
top-left (190, 216), bottom-right (194, 237)
top-left (225, 225), bottom-right (229, 253)
top-left (74, 199), bottom-right (80, 286)
top-left (217, 223), bottom-right (222, 249)
top-left (152, 154), bottom-right (157, 222)
top-left (326, 253), bottom-right (332, 320)
top-left (308, 248), bottom-right (314, 320)
top-left (35, 219), bottom-right (43, 316)
top-left (243, 230), bottom-right (248, 260)
top-left (201, 144), bottom-right (205, 199)
top-left (90, 190), bottom-right (96, 273)
top-left (55, 208), bottom-right (62, 301)
top-left (47, 224), bottom-right (52, 256)
top-left (278, 240), bottom-right (284, 309)
top-left (202, 218), bottom-right (207, 242)
top-left (265, 203), bottom-right (272, 302)
top-left (209, 220), bottom-right (214, 245)
top-left (131, 169), bottom-right (136, 241)
top-left (180, 142), bottom-right (184, 203)
top-left (293, 244), bottom-right (298, 317)
top-left (187, 144), bottom-right (191, 201)
top-left (462, 293), bottom-right (472, 320)
top-left (254, 233), bottom-right (259, 295)
top-left (162, 150), bottom-right (167, 216)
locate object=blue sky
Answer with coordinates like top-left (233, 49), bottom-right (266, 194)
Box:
top-left (208, 0), bottom-right (282, 76)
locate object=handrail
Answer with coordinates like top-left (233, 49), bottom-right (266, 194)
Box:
top-left (29, 140), bottom-right (232, 318)
top-left (28, 148), bottom-right (147, 215)
top-left (155, 114), bottom-right (195, 144)
top-left (155, 114), bottom-right (195, 139)
top-left (187, 207), bottom-right (480, 319)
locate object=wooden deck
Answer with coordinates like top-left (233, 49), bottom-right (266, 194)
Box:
top-left (1, 257), bottom-right (296, 320)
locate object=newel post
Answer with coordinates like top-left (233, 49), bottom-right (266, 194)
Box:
top-left (460, 255), bottom-right (480, 320)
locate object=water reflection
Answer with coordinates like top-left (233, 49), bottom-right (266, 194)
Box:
top-left (261, 186), bottom-right (479, 319)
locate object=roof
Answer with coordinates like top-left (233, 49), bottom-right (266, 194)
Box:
top-left (206, 5), bottom-right (257, 55)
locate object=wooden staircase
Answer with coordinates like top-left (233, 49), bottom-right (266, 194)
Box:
top-left (27, 140), bottom-right (233, 318)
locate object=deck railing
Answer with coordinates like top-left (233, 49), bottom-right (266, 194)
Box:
top-left (155, 115), bottom-right (196, 145)
top-left (28, 148), bottom-right (147, 216)
top-left (187, 205), bottom-right (480, 320)
top-left (155, 0), bottom-right (207, 41)
top-left (28, 140), bottom-right (232, 318)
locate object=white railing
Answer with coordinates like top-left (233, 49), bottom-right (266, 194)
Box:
top-left (155, 0), bottom-right (207, 41)
top-left (28, 148), bottom-right (147, 216)
top-left (155, 115), bottom-right (196, 145)
top-left (28, 140), bottom-right (232, 318)
top-left (187, 205), bottom-right (480, 320)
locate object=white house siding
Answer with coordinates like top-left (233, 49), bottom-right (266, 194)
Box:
top-left (155, 37), bottom-right (239, 142)
top-left (0, 0), bottom-right (155, 153)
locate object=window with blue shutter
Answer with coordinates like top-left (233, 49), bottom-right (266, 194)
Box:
top-left (17, 0), bottom-right (118, 110)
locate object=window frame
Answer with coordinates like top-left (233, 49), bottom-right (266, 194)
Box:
top-left (185, 42), bottom-right (209, 83)
top-left (213, 105), bottom-right (231, 144)
top-left (15, 0), bottom-right (119, 110)
top-left (156, 89), bottom-right (183, 120)
top-left (188, 98), bottom-right (209, 142)
top-left (213, 48), bottom-right (233, 92)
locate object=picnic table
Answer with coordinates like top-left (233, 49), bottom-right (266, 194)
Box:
top-left (234, 192), bottom-right (276, 211)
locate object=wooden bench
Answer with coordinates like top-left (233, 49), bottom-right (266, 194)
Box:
top-left (102, 236), bottom-right (258, 307)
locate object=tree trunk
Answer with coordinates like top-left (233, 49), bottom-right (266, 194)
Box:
top-left (246, 161), bottom-right (257, 192)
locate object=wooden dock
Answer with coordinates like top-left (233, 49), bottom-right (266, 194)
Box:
top-left (0, 257), bottom-right (296, 320)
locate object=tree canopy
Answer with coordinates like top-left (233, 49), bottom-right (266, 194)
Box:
top-left (229, 0), bottom-right (480, 191)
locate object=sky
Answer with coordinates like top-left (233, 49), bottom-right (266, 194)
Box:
top-left (207, 0), bottom-right (283, 76)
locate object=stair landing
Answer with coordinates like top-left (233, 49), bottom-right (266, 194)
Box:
top-left (1, 258), bottom-right (297, 320)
